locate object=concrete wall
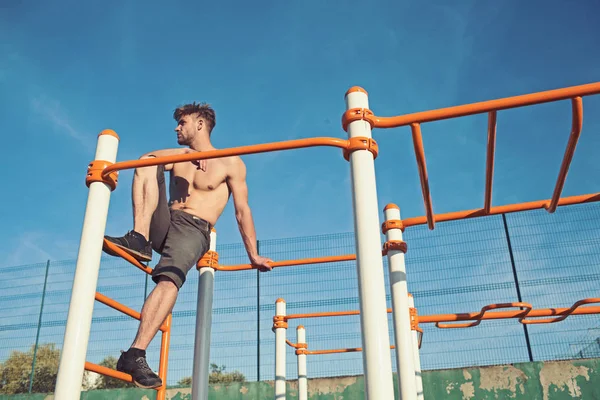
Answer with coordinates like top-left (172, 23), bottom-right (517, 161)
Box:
top-left (2, 358), bottom-right (598, 399)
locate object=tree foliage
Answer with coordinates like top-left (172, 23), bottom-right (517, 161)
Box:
top-left (177, 363), bottom-right (245, 386)
top-left (0, 343), bottom-right (59, 394)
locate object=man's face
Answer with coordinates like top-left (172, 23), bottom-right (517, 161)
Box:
top-left (174, 114), bottom-right (197, 145)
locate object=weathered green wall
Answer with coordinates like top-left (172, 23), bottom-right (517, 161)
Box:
top-left (2, 358), bottom-right (598, 399)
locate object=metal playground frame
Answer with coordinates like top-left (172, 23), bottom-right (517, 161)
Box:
top-left (52, 82), bottom-right (600, 399)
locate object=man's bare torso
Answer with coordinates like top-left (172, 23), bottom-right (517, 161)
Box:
top-left (167, 157), bottom-right (232, 226)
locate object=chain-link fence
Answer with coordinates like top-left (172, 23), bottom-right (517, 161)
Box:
top-left (1, 202), bottom-right (599, 394)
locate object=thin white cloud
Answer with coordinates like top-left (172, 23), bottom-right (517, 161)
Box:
top-left (30, 94), bottom-right (93, 151)
top-left (3, 231), bottom-right (55, 267)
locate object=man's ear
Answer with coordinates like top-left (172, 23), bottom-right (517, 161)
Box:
top-left (197, 118), bottom-right (204, 131)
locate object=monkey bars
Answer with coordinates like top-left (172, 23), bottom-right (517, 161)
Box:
top-left (343, 82), bottom-right (600, 230)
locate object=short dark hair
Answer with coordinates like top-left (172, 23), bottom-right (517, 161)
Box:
top-left (173, 102), bottom-right (216, 133)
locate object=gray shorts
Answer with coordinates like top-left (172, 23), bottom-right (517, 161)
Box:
top-left (150, 166), bottom-right (212, 289)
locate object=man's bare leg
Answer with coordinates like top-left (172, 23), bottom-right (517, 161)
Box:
top-left (131, 157), bottom-right (159, 241)
top-left (114, 277), bottom-right (177, 388)
top-left (131, 277), bottom-right (178, 350)
top-left (103, 156), bottom-right (158, 262)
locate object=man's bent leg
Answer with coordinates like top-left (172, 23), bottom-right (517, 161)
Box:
top-left (116, 276), bottom-right (178, 389)
top-left (103, 158), bottom-right (169, 262)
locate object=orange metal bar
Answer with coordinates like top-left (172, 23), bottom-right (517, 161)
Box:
top-left (434, 302), bottom-right (533, 329)
top-left (547, 97), bottom-right (584, 213)
top-left (402, 192), bottom-right (600, 228)
top-left (484, 111), bottom-right (497, 213)
top-left (215, 254), bottom-right (357, 271)
top-left (95, 292), bottom-right (168, 332)
top-left (287, 308), bottom-right (392, 321)
top-left (418, 298), bottom-right (600, 326)
top-left (369, 82), bottom-right (600, 128)
top-left (84, 361), bottom-right (134, 383)
top-left (103, 239), bottom-right (153, 275)
top-left (102, 137), bottom-right (350, 177)
top-left (410, 123), bottom-right (435, 230)
top-left (156, 313), bottom-right (172, 400)
top-left (306, 345), bottom-right (396, 355)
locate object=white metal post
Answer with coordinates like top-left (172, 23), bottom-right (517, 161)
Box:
top-left (297, 325), bottom-right (307, 400)
top-left (384, 204), bottom-right (417, 400)
top-left (192, 228), bottom-right (217, 400)
top-left (54, 130), bottom-right (119, 400)
top-left (408, 294), bottom-right (424, 400)
top-left (274, 299), bottom-right (287, 399)
top-left (345, 87), bottom-right (395, 399)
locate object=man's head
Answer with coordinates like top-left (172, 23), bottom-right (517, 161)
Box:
top-left (173, 102), bottom-right (216, 146)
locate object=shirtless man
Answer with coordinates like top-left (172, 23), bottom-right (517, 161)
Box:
top-left (102, 102), bottom-right (272, 389)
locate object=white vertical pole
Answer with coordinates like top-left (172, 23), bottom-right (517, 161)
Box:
top-left (408, 294), bottom-right (424, 400)
top-left (384, 204), bottom-right (417, 400)
top-left (192, 229), bottom-right (217, 400)
top-left (274, 299), bottom-right (287, 399)
top-left (54, 130), bottom-right (119, 400)
top-left (345, 87), bottom-right (395, 399)
top-left (296, 326), bottom-right (307, 400)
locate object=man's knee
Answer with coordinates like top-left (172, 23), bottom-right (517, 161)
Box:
top-left (156, 275), bottom-right (180, 291)
top-left (134, 155), bottom-right (158, 177)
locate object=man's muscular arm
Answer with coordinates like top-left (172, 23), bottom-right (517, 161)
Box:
top-left (227, 157), bottom-right (273, 271)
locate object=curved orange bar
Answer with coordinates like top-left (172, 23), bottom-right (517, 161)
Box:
top-left (435, 302), bottom-right (533, 329)
top-left (402, 192), bottom-right (600, 228)
top-left (418, 298), bottom-right (600, 326)
top-left (370, 82), bottom-right (600, 128)
top-left (520, 298), bottom-right (600, 325)
top-left (547, 97), bottom-right (584, 213)
top-left (102, 137), bottom-right (349, 177)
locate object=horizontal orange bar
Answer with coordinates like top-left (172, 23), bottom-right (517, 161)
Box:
top-left (216, 254), bottom-right (357, 271)
top-left (371, 82), bottom-right (600, 128)
top-left (287, 308), bottom-right (392, 320)
top-left (402, 193), bottom-right (600, 228)
top-left (103, 137), bottom-right (349, 177)
top-left (84, 361), bottom-right (134, 384)
top-left (419, 300), bottom-right (600, 324)
top-left (103, 239), bottom-right (153, 275)
top-left (95, 292), bottom-right (168, 332)
top-left (307, 345), bottom-right (395, 355)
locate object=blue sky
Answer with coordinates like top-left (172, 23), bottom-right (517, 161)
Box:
top-left (1, 1), bottom-right (600, 387)
top-left (1, 0), bottom-right (599, 268)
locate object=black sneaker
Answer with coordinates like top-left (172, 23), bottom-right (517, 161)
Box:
top-left (116, 348), bottom-right (162, 389)
top-left (103, 230), bottom-right (152, 262)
